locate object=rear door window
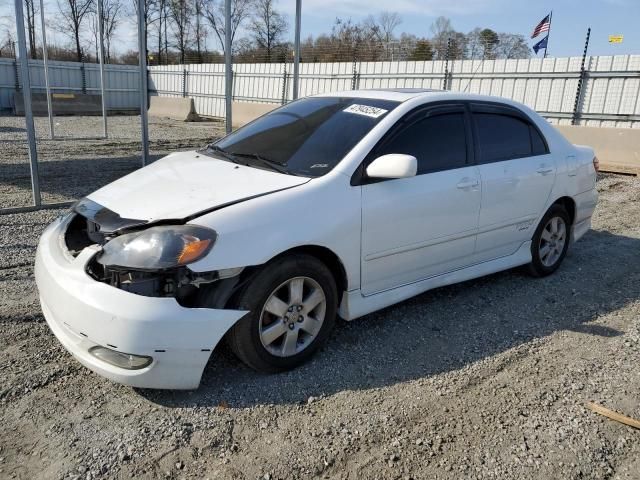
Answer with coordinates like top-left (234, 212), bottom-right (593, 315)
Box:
top-left (472, 105), bottom-right (549, 163)
top-left (473, 112), bottom-right (533, 163)
top-left (530, 124), bottom-right (548, 156)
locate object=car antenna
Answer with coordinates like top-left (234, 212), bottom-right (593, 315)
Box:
top-left (462, 58), bottom-right (486, 93)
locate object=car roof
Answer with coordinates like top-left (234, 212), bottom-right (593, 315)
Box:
top-left (315, 88), bottom-right (523, 107)
top-left (315, 88), bottom-right (442, 102)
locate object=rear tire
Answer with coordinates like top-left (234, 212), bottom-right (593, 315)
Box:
top-left (528, 204), bottom-right (571, 277)
top-left (227, 254), bottom-right (337, 373)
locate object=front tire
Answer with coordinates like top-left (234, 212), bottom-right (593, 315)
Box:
top-left (227, 254), bottom-right (337, 373)
top-left (528, 205), bottom-right (571, 277)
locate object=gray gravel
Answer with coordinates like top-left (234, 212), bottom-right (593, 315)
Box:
top-left (1, 159), bottom-right (640, 478)
top-left (0, 115), bottom-right (224, 208)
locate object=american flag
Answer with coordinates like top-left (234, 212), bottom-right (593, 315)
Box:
top-left (531, 14), bottom-right (551, 39)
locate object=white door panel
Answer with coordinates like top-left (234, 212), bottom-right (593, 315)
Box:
top-left (475, 154), bottom-right (556, 261)
top-left (361, 166), bottom-right (481, 295)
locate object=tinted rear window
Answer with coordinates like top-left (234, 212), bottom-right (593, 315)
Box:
top-left (213, 97), bottom-right (399, 177)
top-left (474, 113), bottom-right (532, 163)
top-left (530, 125), bottom-right (548, 156)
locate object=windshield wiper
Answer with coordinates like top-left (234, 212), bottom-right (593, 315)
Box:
top-left (230, 152), bottom-right (290, 174)
top-left (206, 144), bottom-right (240, 163)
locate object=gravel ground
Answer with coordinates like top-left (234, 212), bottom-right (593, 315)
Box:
top-left (1, 159), bottom-right (639, 478)
top-left (0, 115), bottom-right (224, 208)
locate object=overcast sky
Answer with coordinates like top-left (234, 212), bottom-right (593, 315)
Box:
top-left (1, 0), bottom-right (638, 58)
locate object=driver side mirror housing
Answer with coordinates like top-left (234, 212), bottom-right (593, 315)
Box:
top-left (365, 154), bottom-right (417, 180)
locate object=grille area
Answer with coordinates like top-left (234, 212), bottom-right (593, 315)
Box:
top-left (64, 214), bottom-right (104, 257)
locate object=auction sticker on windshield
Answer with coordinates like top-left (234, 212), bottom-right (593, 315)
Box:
top-left (343, 104), bottom-right (388, 118)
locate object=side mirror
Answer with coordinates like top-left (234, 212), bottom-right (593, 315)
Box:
top-left (365, 154), bottom-right (417, 179)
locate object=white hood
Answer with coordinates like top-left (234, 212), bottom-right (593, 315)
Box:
top-left (87, 151), bottom-right (310, 221)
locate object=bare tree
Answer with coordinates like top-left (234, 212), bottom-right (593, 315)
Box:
top-left (0, 16), bottom-right (16, 58)
top-left (368, 11), bottom-right (402, 60)
top-left (466, 27), bottom-right (483, 59)
top-left (494, 33), bottom-right (530, 59)
top-left (377, 11), bottom-right (402, 43)
top-left (57, 0), bottom-right (95, 61)
top-left (250, 0), bottom-right (287, 62)
top-left (153, 0), bottom-right (168, 64)
top-left (131, 0), bottom-right (156, 59)
top-left (430, 16), bottom-right (454, 60)
top-left (193, 0), bottom-right (205, 61)
top-left (90, 0), bottom-right (122, 62)
top-left (168, 0), bottom-right (192, 63)
top-left (24, 0), bottom-right (38, 59)
top-left (429, 16), bottom-right (467, 60)
top-left (204, 0), bottom-right (253, 54)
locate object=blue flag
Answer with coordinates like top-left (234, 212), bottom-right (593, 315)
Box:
top-left (533, 35), bottom-right (548, 54)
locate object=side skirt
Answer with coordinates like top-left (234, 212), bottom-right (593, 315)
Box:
top-left (339, 241), bottom-right (532, 321)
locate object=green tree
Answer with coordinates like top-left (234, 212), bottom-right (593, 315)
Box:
top-left (479, 28), bottom-right (499, 59)
top-left (409, 39), bottom-right (433, 61)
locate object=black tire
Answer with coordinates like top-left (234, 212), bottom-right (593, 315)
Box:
top-left (226, 254), bottom-right (338, 373)
top-left (528, 204), bottom-right (571, 277)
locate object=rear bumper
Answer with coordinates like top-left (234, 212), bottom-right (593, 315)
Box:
top-left (35, 215), bottom-right (247, 390)
top-left (571, 188), bottom-right (598, 243)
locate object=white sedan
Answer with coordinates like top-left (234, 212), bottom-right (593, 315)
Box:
top-left (35, 89), bottom-right (598, 389)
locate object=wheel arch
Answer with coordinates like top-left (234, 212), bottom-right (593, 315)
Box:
top-left (552, 196), bottom-right (576, 225)
top-left (269, 245), bottom-right (349, 302)
top-left (209, 245), bottom-right (348, 310)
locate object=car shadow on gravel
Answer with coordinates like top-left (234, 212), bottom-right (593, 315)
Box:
top-left (0, 126), bottom-right (26, 134)
top-left (0, 155), bottom-right (164, 207)
top-left (139, 228), bottom-right (638, 409)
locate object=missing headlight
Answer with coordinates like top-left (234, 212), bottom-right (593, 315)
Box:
top-left (85, 255), bottom-right (243, 308)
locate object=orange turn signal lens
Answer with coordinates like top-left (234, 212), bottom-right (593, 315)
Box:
top-left (177, 238), bottom-right (212, 264)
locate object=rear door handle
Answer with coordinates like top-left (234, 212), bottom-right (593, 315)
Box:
top-left (536, 165), bottom-right (554, 175)
top-left (456, 178), bottom-right (479, 189)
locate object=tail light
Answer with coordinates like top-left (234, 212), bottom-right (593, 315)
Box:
top-left (593, 156), bottom-right (600, 172)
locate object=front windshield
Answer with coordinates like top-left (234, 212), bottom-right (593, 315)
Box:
top-left (209, 96), bottom-right (399, 177)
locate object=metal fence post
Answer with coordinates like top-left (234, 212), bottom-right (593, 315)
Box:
top-left (292, 0), bottom-right (301, 100)
top-left (13, 0), bottom-right (41, 206)
top-left (39, 0), bottom-right (54, 139)
top-left (224, 0), bottom-right (232, 133)
top-left (281, 63), bottom-right (288, 105)
top-left (80, 62), bottom-right (87, 94)
top-left (231, 68), bottom-right (235, 101)
top-left (97, 0), bottom-right (108, 138)
top-left (443, 38), bottom-right (451, 90)
top-left (182, 69), bottom-right (188, 97)
top-left (13, 59), bottom-right (20, 91)
top-left (137, 0), bottom-right (149, 166)
top-left (572, 28), bottom-right (591, 126)
top-left (351, 56), bottom-right (358, 90)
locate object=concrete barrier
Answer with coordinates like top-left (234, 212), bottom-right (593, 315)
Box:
top-left (14, 92), bottom-right (105, 116)
top-left (556, 125), bottom-right (640, 175)
top-left (232, 101), bottom-right (279, 128)
top-left (148, 96), bottom-right (200, 121)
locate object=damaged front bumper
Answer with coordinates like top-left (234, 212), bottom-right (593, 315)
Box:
top-left (35, 215), bottom-right (248, 390)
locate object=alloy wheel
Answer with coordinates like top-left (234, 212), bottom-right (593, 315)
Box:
top-left (539, 216), bottom-right (567, 267)
top-left (259, 276), bottom-right (327, 357)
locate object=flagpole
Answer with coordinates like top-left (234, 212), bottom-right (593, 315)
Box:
top-left (544, 11), bottom-right (553, 58)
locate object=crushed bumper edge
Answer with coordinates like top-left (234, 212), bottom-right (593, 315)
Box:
top-left (35, 217), bottom-right (248, 390)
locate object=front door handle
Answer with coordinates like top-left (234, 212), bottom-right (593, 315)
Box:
top-left (536, 165), bottom-right (554, 175)
top-left (456, 178), bottom-right (479, 189)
